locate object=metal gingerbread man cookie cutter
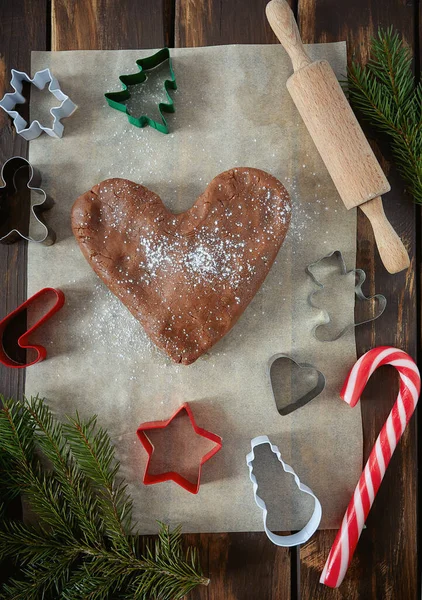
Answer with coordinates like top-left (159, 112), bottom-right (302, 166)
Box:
top-left (306, 250), bottom-right (387, 341)
top-left (0, 68), bottom-right (77, 140)
top-left (0, 156), bottom-right (56, 245)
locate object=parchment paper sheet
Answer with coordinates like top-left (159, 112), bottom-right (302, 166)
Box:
top-left (27, 44), bottom-right (362, 532)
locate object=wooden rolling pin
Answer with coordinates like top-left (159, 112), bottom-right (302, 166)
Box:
top-left (266, 0), bottom-right (410, 274)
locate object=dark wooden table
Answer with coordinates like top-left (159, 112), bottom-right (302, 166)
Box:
top-left (0, 1), bottom-right (419, 598)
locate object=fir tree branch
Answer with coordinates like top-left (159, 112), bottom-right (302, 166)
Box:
top-left (25, 396), bottom-right (102, 546)
top-left (61, 559), bottom-right (133, 600)
top-left (0, 397), bottom-right (35, 464)
top-left (347, 27), bottom-right (422, 204)
top-left (2, 556), bottom-right (78, 600)
top-left (0, 519), bottom-right (68, 563)
top-left (130, 524), bottom-right (210, 600)
top-left (0, 396), bottom-right (208, 599)
top-left (64, 413), bottom-right (133, 553)
top-left (0, 451), bottom-right (21, 508)
top-left (0, 398), bottom-right (76, 540)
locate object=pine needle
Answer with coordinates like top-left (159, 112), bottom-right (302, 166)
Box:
top-left (0, 396), bottom-right (209, 599)
top-left (64, 412), bottom-right (133, 552)
top-left (347, 27), bottom-right (422, 203)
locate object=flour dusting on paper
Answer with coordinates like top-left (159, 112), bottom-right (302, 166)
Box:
top-left (27, 44), bottom-right (362, 532)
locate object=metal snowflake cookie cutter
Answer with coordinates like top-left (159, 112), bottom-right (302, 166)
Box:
top-left (0, 68), bottom-right (77, 140)
top-left (0, 156), bottom-right (56, 245)
top-left (306, 250), bottom-right (387, 342)
top-left (104, 48), bottom-right (177, 134)
top-left (246, 436), bottom-right (322, 547)
top-left (267, 354), bottom-right (326, 416)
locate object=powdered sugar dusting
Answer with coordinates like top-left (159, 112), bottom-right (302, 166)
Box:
top-left (91, 171), bottom-right (291, 301)
top-left (284, 171), bottom-right (339, 250)
top-left (138, 227), bottom-right (251, 290)
top-left (75, 168), bottom-right (292, 363)
top-left (78, 284), bottom-right (156, 359)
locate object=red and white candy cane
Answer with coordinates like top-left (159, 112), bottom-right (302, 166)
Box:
top-left (320, 346), bottom-right (420, 588)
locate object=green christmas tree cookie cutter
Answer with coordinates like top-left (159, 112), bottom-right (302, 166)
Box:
top-left (104, 48), bottom-right (176, 134)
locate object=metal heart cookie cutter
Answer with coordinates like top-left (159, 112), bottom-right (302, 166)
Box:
top-left (0, 288), bottom-right (65, 368)
top-left (0, 156), bottom-right (56, 245)
top-left (306, 250), bottom-right (387, 342)
top-left (0, 68), bottom-right (77, 140)
top-left (267, 353), bottom-right (326, 416)
top-left (246, 436), bottom-right (322, 546)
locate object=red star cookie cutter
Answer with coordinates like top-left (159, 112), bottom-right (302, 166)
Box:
top-left (0, 287), bottom-right (65, 368)
top-left (137, 402), bottom-right (222, 494)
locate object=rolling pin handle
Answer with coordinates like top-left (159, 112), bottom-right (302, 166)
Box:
top-left (266, 0), bottom-right (312, 72)
top-left (359, 197), bottom-right (410, 274)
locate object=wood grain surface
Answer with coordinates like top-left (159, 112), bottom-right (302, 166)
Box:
top-left (298, 1), bottom-right (418, 599)
top-left (51, 0), bottom-right (166, 50)
top-left (0, 0), bottom-right (419, 598)
top-left (0, 0), bottom-right (46, 400)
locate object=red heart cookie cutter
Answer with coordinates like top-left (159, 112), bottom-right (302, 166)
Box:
top-left (0, 287), bottom-right (65, 368)
top-left (137, 402), bottom-right (222, 494)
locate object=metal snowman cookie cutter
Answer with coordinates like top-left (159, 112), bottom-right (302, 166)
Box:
top-left (246, 435), bottom-right (322, 547)
top-left (0, 68), bottom-right (77, 140)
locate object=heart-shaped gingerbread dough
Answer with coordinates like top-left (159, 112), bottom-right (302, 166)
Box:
top-left (72, 168), bottom-right (291, 364)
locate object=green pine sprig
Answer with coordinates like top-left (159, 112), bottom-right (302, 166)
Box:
top-left (0, 396), bottom-right (209, 600)
top-left (347, 27), bottom-right (422, 203)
